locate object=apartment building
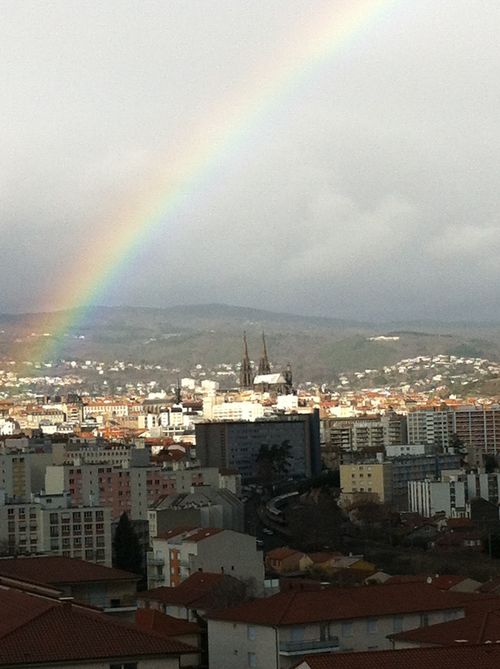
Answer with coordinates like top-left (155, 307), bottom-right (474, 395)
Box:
top-left (195, 411), bottom-right (321, 480)
top-left (409, 472), bottom-right (500, 518)
top-left (323, 417), bottom-right (385, 453)
top-left (408, 406), bottom-right (500, 455)
top-left (341, 453), bottom-right (462, 507)
top-left (0, 452), bottom-right (31, 500)
top-left (207, 583), bottom-right (467, 669)
top-left (147, 527), bottom-right (264, 594)
top-left (340, 461), bottom-right (393, 503)
top-left (45, 462), bottom-right (177, 520)
top-left (407, 409), bottom-right (451, 449)
top-left (148, 486), bottom-right (244, 537)
top-left (452, 407), bottom-right (500, 454)
top-left (0, 493), bottom-right (112, 565)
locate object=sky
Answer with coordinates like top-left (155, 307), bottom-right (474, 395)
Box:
top-left (1, 0), bottom-right (500, 322)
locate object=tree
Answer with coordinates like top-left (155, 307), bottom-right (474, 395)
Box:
top-left (113, 512), bottom-right (143, 574)
top-left (485, 454), bottom-right (498, 474)
top-left (256, 440), bottom-right (292, 488)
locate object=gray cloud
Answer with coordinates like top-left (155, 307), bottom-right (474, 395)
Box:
top-left (1, 0), bottom-right (500, 320)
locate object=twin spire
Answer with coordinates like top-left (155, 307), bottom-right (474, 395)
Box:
top-left (239, 332), bottom-right (272, 389)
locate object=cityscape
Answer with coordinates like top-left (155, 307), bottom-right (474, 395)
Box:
top-left (3, 1), bottom-right (500, 668)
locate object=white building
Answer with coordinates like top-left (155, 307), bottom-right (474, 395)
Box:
top-left (147, 527), bottom-right (264, 595)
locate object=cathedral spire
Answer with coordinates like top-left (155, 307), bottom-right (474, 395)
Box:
top-left (240, 331), bottom-right (254, 389)
top-left (258, 331), bottom-right (271, 375)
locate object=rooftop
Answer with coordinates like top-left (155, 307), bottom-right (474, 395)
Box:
top-left (208, 583), bottom-right (479, 626)
top-left (140, 571), bottom-right (245, 609)
top-left (0, 556), bottom-right (139, 586)
top-left (0, 587), bottom-right (193, 666)
top-left (292, 645), bottom-right (500, 669)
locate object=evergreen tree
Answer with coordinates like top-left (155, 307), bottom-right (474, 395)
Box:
top-left (113, 512), bottom-right (143, 574)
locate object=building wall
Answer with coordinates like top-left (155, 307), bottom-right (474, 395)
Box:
top-left (48, 657), bottom-right (180, 669)
top-left (208, 620), bottom-right (278, 669)
top-left (0, 503), bottom-right (41, 553)
top-left (189, 531), bottom-right (264, 595)
top-left (195, 414), bottom-right (320, 481)
top-left (149, 530), bottom-right (264, 595)
top-left (0, 453), bottom-right (31, 499)
top-left (38, 505), bottom-right (112, 565)
top-left (340, 463), bottom-right (392, 502)
top-left (208, 609), bottom-right (463, 669)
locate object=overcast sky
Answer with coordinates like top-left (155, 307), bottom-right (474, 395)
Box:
top-left (1, 0), bottom-right (500, 321)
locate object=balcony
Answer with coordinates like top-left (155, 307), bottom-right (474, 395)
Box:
top-left (279, 637), bottom-right (339, 655)
top-left (146, 555), bottom-right (164, 566)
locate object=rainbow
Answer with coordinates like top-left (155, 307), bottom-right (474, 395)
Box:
top-left (27, 0), bottom-right (400, 362)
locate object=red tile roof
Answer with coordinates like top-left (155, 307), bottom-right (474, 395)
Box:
top-left (306, 552), bottom-right (340, 564)
top-left (292, 645), bottom-right (500, 669)
top-left (140, 572), bottom-right (244, 609)
top-left (183, 528), bottom-right (223, 542)
top-left (266, 547), bottom-right (302, 561)
top-left (385, 575), bottom-right (470, 590)
top-left (390, 598), bottom-right (500, 646)
top-left (156, 526), bottom-right (196, 540)
top-left (136, 608), bottom-right (201, 637)
top-left (208, 583), bottom-right (470, 626)
top-left (0, 556), bottom-right (139, 586)
top-left (0, 588), bottom-right (194, 666)
top-left (479, 576), bottom-right (500, 593)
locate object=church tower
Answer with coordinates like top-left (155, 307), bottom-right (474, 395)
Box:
top-left (239, 332), bottom-right (254, 389)
top-left (284, 362), bottom-right (293, 394)
top-left (257, 332), bottom-right (271, 375)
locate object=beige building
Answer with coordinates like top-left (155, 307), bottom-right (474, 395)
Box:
top-left (0, 452), bottom-right (32, 500)
top-left (340, 461), bottom-right (393, 503)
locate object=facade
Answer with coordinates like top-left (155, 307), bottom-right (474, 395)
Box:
top-left (385, 443), bottom-right (428, 458)
top-left (409, 472), bottom-right (500, 518)
top-left (323, 418), bottom-right (385, 453)
top-left (341, 454), bottom-right (462, 508)
top-left (45, 463), bottom-right (177, 520)
top-left (407, 406), bottom-right (500, 455)
top-left (0, 494), bottom-right (112, 565)
top-left (407, 410), bottom-right (450, 449)
top-left (0, 452), bottom-right (31, 500)
top-left (340, 462), bottom-right (393, 503)
top-left (195, 412), bottom-right (321, 480)
top-left (408, 479), bottom-right (468, 518)
top-left (147, 486), bottom-right (244, 536)
top-left (207, 583), bottom-right (467, 669)
top-left (147, 527), bottom-right (264, 595)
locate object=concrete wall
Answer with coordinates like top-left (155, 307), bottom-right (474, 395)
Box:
top-left (190, 531), bottom-right (264, 596)
top-left (208, 620), bottom-right (278, 669)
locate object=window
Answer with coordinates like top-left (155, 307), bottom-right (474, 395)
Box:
top-left (247, 626), bottom-right (256, 641)
top-left (367, 618), bottom-right (377, 634)
top-left (420, 613), bottom-right (429, 627)
top-left (247, 653), bottom-right (257, 668)
top-left (110, 664), bottom-right (137, 669)
top-left (341, 622), bottom-right (353, 637)
top-left (393, 616), bottom-right (403, 633)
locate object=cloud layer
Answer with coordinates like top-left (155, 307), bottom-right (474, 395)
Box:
top-left (1, 0), bottom-right (500, 320)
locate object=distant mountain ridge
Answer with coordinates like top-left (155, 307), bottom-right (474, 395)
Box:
top-left (1, 304), bottom-right (500, 380)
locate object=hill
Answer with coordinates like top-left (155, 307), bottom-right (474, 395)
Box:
top-left (1, 304), bottom-right (500, 383)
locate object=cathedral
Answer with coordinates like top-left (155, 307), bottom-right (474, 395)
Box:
top-left (239, 332), bottom-right (293, 394)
